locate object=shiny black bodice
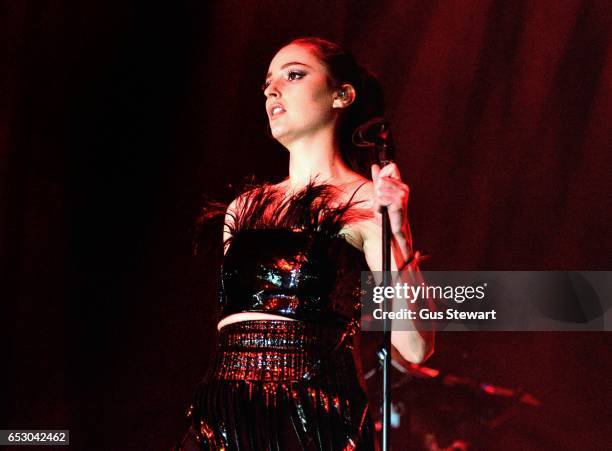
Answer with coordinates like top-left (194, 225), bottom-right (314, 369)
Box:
top-left (220, 228), bottom-right (368, 325)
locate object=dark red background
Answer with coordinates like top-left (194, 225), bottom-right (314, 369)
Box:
top-left (2, 1), bottom-right (611, 449)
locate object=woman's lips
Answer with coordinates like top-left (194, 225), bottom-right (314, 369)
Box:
top-left (268, 104), bottom-right (286, 119)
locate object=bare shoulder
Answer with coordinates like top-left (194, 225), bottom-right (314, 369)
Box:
top-left (225, 192), bottom-right (245, 221)
top-left (339, 178), bottom-right (379, 251)
top-left (348, 178), bottom-right (374, 203)
top-left (223, 199), bottom-right (238, 254)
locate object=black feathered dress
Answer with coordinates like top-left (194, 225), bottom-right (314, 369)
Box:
top-left (175, 181), bottom-right (376, 451)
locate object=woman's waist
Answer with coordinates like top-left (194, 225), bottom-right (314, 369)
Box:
top-left (218, 305), bottom-right (352, 330)
top-left (217, 312), bottom-right (296, 331)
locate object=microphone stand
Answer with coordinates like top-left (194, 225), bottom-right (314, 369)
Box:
top-left (376, 140), bottom-right (393, 451)
top-left (353, 117), bottom-right (395, 451)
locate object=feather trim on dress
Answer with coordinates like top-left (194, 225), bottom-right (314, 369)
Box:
top-left (193, 179), bottom-right (370, 255)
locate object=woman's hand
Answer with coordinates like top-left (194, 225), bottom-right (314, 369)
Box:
top-left (371, 162), bottom-right (410, 240)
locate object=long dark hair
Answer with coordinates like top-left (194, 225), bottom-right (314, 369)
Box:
top-left (288, 37), bottom-right (385, 177)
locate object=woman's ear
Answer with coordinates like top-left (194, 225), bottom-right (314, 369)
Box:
top-left (332, 83), bottom-right (356, 109)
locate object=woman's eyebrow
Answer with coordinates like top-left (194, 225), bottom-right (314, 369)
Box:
top-left (265, 62), bottom-right (313, 79)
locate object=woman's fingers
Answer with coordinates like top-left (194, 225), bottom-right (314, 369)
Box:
top-left (371, 164), bottom-right (381, 183)
top-left (371, 163), bottom-right (409, 213)
top-left (370, 162), bottom-right (411, 235)
top-left (378, 162), bottom-right (401, 180)
top-left (377, 178), bottom-right (408, 192)
top-left (372, 163), bottom-right (404, 189)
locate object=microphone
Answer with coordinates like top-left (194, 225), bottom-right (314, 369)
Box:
top-left (353, 117), bottom-right (391, 146)
top-left (352, 117), bottom-right (395, 163)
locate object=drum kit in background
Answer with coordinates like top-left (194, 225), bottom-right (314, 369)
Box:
top-left (364, 347), bottom-right (541, 451)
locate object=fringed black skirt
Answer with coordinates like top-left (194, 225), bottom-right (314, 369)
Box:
top-left (175, 320), bottom-right (375, 451)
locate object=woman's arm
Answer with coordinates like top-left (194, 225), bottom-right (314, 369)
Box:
top-left (360, 163), bottom-right (434, 364)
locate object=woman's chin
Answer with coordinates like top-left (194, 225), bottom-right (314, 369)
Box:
top-left (269, 124), bottom-right (281, 137)
top-left (270, 128), bottom-right (293, 146)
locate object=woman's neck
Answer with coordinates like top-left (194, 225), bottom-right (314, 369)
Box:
top-left (284, 133), bottom-right (356, 190)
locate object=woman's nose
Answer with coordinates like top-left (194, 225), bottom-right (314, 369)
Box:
top-left (265, 79), bottom-right (281, 98)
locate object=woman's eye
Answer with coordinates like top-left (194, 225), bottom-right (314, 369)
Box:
top-left (287, 70), bottom-right (306, 81)
top-left (262, 70), bottom-right (305, 92)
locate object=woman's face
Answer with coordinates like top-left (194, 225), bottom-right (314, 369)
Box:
top-left (264, 43), bottom-right (338, 145)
